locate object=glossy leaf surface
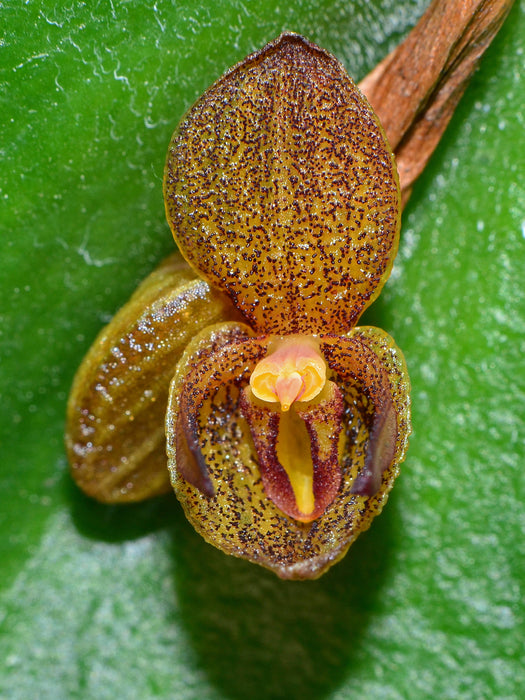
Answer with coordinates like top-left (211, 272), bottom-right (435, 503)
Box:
top-left (165, 34), bottom-right (400, 334)
top-left (1, 1), bottom-right (523, 698)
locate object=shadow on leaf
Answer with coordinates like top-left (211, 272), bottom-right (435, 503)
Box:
top-left (66, 473), bottom-right (181, 543)
top-left (66, 456), bottom-right (402, 699)
top-left (169, 492), bottom-right (401, 700)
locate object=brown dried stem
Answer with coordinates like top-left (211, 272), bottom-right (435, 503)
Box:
top-left (359, 0), bottom-right (514, 206)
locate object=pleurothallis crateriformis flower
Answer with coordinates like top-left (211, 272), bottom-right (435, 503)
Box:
top-left (66, 33), bottom-right (411, 580)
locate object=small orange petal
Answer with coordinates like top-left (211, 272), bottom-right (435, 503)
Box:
top-left (274, 372), bottom-right (304, 411)
top-left (250, 335), bottom-right (326, 410)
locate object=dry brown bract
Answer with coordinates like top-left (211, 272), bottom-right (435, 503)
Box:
top-left (360, 0), bottom-right (514, 206)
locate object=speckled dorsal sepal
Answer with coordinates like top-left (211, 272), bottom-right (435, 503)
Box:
top-left (65, 254), bottom-right (240, 503)
top-left (164, 33), bottom-right (400, 335)
top-left (166, 323), bottom-right (410, 579)
top-left (239, 380), bottom-right (344, 522)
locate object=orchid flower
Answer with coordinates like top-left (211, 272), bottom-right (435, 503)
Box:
top-left (66, 33), bottom-right (411, 579)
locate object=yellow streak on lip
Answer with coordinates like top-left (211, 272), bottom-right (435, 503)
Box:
top-left (276, 408), bottom-right (315, 518)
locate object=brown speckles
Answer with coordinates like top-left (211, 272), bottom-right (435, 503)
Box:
top-left (239, 380), bottom-right (344, 522)
top-left (67, 36), bottom-right (412, 580)
top-left (65, 254), bottom-right (241, 503)
top-left (166, 323), bottom-right (410, 579)
top-left (164, 33), bottom-right (400, 336)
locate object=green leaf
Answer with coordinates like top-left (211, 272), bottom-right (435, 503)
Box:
top-left (1, 1), bottom-right (523, 698)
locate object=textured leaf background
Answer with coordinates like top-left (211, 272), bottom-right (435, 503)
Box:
top-left (1, 1), bottom-right (523, 698)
